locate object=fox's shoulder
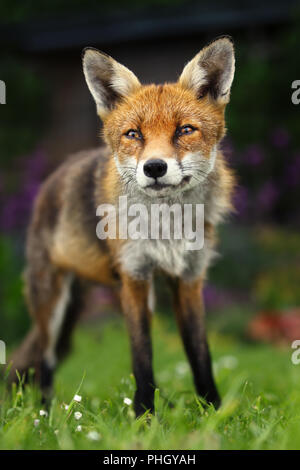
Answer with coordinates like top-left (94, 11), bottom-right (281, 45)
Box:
top-left (53, 145), bottom-right (110, 184)
top-left (28, 146), bottom-right (109, 237)
top-left (37, 145), bottom-right (107, 201)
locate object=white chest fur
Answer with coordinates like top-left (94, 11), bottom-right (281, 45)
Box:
top-left (119, 236), bottom-right (214, 280)
top-left (118, 183), bottom-right (218, 281)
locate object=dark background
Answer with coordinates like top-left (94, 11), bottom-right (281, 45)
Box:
top-left (0, 0), bottom-right (300, 346)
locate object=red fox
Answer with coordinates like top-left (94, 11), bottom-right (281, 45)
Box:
top-left (10, 36), bottom-right (235, 416)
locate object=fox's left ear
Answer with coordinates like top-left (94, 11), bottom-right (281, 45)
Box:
top-left (179, 36), bottom-right (235, 105)
top-left (82, 48), bottom-right (141, 118)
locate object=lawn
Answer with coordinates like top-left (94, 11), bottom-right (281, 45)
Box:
top-left (0, 312), bottom-right (299, 450)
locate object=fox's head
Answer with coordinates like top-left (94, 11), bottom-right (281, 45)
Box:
top-left (83, 37), bottom-right (235, 197)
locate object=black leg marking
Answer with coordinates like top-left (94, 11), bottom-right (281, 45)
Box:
top-left (40, 359), bottom-right (54, 390)
top-left (55, 277), bottom-right (84, 362)
top-left (121, 276), bottom-right (156, 417)
top-left (172, 278), bottom-right (220, 408)
top-left (39, 276), bottom-right (84, 401)
top-left (180, 316), bottom-right (220, 408)
top-left (129, 313), bottom-right (156, 416)
top-left (40, 358), bottom-right (54, 403)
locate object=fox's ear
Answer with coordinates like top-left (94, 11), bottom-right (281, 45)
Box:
top-left (82, 48), bottom-right (141, 118)
top-left (179, 36), bottom-right (235, 105)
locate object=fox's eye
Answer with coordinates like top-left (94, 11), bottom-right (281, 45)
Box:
top-left (124, 129), bottom-right (142, 140)
top-left (177, 125), bottom-right (196, 136)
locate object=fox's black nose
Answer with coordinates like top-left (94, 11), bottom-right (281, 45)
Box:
top-left (143, 159), bottom-right (167, 178)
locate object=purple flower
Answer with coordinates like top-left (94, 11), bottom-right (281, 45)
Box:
top-left (0, 182), bottom-right (40, 231)
top-left (203, 284), bottom-right (238, 310)
top-left (244, 144), bottom-right (264, 166)
top-left (271, 128), bottom-right (290, 149)
top-left (256, 181), bottom-right (279, 212)
top-left (0, 148), bottom-right (48, 232)
top-left (284, 153), bottom-right (300, 187)
top-left (24, 148), bottom-right (47, 185)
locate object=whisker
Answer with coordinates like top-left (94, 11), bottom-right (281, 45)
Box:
top-left (182, 168), bottom-right (209, 178)
top-left (121, 166), bottom-right (137, 171)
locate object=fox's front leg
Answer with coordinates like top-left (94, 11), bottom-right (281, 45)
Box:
top-left (172, 277), bottom-right (220, 408)
top-left (120, 273), bottom-right (156, 416)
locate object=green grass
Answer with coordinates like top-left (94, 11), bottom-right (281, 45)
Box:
top-left (1, 314), bottom-right (299, 450)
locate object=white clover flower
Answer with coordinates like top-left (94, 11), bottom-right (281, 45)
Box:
top-left (175, 361), bottom-right (189, 377)
top-left (76, 425), bottom-right (82, 432)
top-left (221, 355), bottom-right (238, 369)
top-left (213, 355), bottom-right (239, 377)
top-left (74, 411), bottom-right (82, 420)
top-left (123, 397), bottom-right (132, 406)
top-left (74, 394), bottom-right (82, 403)
top-left (87, 430), bottom-right (101, 441)
top-left (34, 419), bottom-right (40, 427)
top-left (39, 409), bottom-right (48, 417)
top-left (64, 404), bottom-right (69, 410)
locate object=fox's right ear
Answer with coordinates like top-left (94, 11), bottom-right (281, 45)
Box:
top-left (82, 48), bottom-right (141, 118)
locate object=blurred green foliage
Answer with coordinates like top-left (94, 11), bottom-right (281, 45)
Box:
top-left (0, 57), bottom-right (47, 347)
top-left (211, 224), bottom-right (300, 311)
top-left (223, 16), bottom-right (300, 228)
top-left (0, 58), bottom-right (47, 190)
top-left (253, 228), bottom-right (300, 309)
top-left (0, 235), bottom-right (29, 345)
top-left (228, 12), bottom-right (300, 146)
